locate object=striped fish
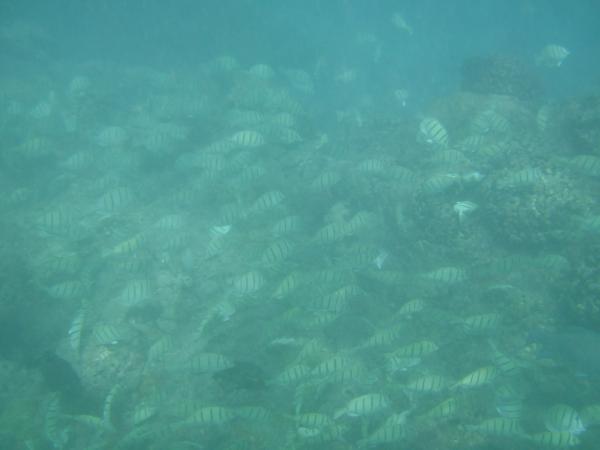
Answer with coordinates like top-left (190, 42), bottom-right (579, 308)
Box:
top-left (147, 336), bottom-right (174, 364)
top-left (310, 292), bottom-right (348, 314)
top-left (466, 417), bottom-right (524, 436)
top-left (103, 233), bottom-right (146, 257)
top-left (37, 209), bottom-right (73, 235)
top-left (132, 403), bottom-right (157, 426)
top-left (460, 313), bottom-right (500, 334)
top-left (272, 272), bottom-right (302, 299)
top-left (229, 130), bottom-right (265, 147)
top-left (419, 117), bottom-right (448, 146)
top-left (490, 345), bottom-right (521, 377)
top-left (261, 239), bottom-right (294, 265)
top-left (390, 340), bottom-right (439, 358)
top-left (386, 355), bottom-right (422, 374)
top-left (337, 393), bottom-right (389, 418)
top-left (422, 173), bottom-right (461, 194)
top-left (314, 222), bottom-right (348, 243)
top-left (249, 190), bottom-right (285, 214)
top-left (68, 309), bottom-right (85, 353)
top-left (274, 364), bottom-right (310, 385)
top-left (405, 374), bottom-right (447, 393)
top-left (97, 126), bottom-right (127, 147)
top-left (118, 279), bottom-right (152, 306)
top-left (536, 44), bottom-right (570, 67)
top-left (154, 214), bottom-right (185, 230)
top-left (359, 423), bottom-right (406, 446)
top-left (420, 397), bottom-right (458, 421)
top-left (295, 412), bottom-right (334, 430)
top-left (571, 154), bottom-right (600, 177)
top-left (544, 404), bottom-right (586, 435)
top-left (423, 266), bottom-right (467, 283)
top-left (93, 324), bottom-right (127, 345)
top-left (311, 171), bottom-right (341, 191)
top-left (275, 127), bottom-right (302, 145)
top-left (239, 162), bottom-right (266, 181)
top-left (67, 414), bottom-right (114, 432)
top-left (357, 158), bottom-right (387, 173)
top-left (311, 356), bottom-right (353, 378)
top-left (98, 186), bottom-right (135, 213)
top-left (44, 394), bottom-right (66, 448)
top-left (186, 406), bottom-right (235, 426)
top-left (232, 270), bottom-right (265, 295)
top-left (189, 353), bottom-right (234, 373)
top-left (248, 63), bottom-right (275, 79)
top-left (452, 366), bottom-right (498, 390)
top-left (271, 215), bottom-right (302, 235)
top-left (345, 211), bottom-right (375, 235)
top-left (494, 385), bottom-right (524, 419)
top-left (237, 406), bottom-right (272, 422)
top-left (530, 431), bottom-right (580, 447)
top-left (360, 326), bottom-right (402, 348)
top-left (498, 167), bottom-right (543, 188)
top-left (397, 299), bottom-right (425, 316)
top-left (48, 281), bottom-right (84, 300)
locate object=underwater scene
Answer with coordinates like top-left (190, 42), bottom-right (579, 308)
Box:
top-left (2, 0), bottom-right (600, 449)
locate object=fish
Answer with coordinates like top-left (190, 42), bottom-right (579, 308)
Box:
top-left (68, 309), bottom-right (85, 353)
top-left (335, 393), bottom-right (388, 418)
top-left (423, 266), bottom-right (467, 283)
top-left (498, 167), bottom-right (543, 189)
top-left (391, 12), bottom-right (413, 35)
top-left (229, 130), bottom-right (265, 147)
top-left (188, 352), bottom-right (235, 373)
top-left (232, 270), bottom-right (266, 295)
top-left (185, 406), bottom-right (236, 426)
top-left (358, 423), bottom-right (407, 446)
top-left (335, 67), bottom-right (357, 83)
top-left (571, 155), bottom-right (600, 177)
top-left (495, 391), bottom-right (523, 419)
top-left (248, 63), bottom-right (275, 79)
top-left (387, 356), bottom-right (422, 374)
top-left (96, 126), bottom-right (128, 147)
top-left (272, 272), bottom-right (302, 299)
top-left (389, 340), bottom-right (439, 358)
top-left (460, 313), bottom-right (501, 335)
top-left (394, 88), bottom-right (410, 107)
top-left (530, 431), bottom-right (580, 447)
top-left (261, 239), bottom-right (294, 266)
top-left (451, 366), bottom-right (498, 390)
top-left (397, 299), bottom-right (425, 316)
top-left (422, 173), bottom-right (461, 194)
top-left (453, 201), bottom-right (478, 223)
top-left (405, 374), bottom-right (448, 393)
top-left (536, 44), bottom-right (570, 67)
top-left (294, 412), bottom-right (334, 430)
top-left (132, 403), bottom-right (157, 426)
top-left (465, 417), bottom-right (524, 436)
top-left (373, 250), bottom-right (389, 269)
top-left (544, 404), bottom-right (586, 435)
top-left (420, 397), bottom-right (458, 421)
top-left (418, 117), bottom-right (448, 147)
top-left (311, 356), bottom-right (354, 378)
top-left (249, 190), bottom-right (285, 215)
top-left (273, 364), bottom-right (311, 385)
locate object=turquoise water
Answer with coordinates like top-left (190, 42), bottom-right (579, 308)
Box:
top-left (1, 1), bottom-right (600, 449)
